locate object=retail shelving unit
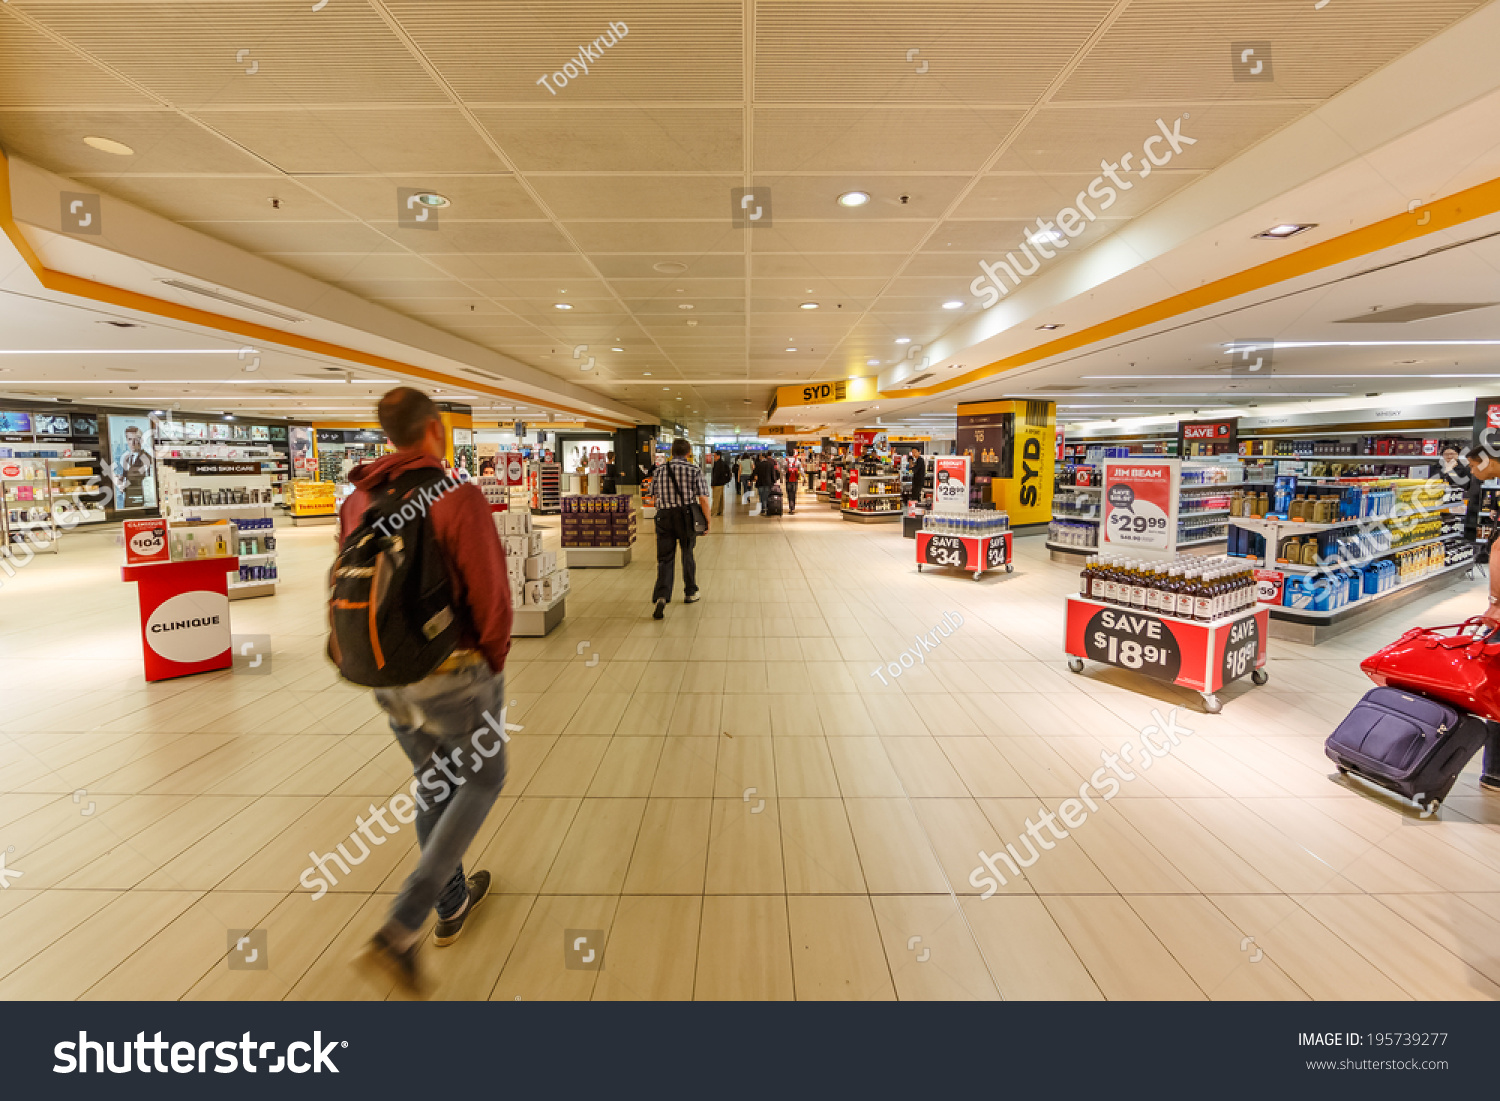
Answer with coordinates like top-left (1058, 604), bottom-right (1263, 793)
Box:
top-left (531, 461), bottom-right (561, 514)
top-left (1230, 478), bottom-right (1471, 643)
top-left (159, 459), bottom-right (278, 599)
top-left (1048, 483), bottom-right (1101, 556)
top-left (1, 454), bottom-right (62, 555)
top-left (841, 470), bottom-right (902, 523)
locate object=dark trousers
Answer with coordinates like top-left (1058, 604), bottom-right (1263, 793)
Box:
top-left (653, 506), bottom-right (698, 602)
top-left (786, 482), bottom-right (798, 512)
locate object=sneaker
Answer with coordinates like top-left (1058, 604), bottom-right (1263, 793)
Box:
top-left (1482, 775), bottom-right (1500, 793)
top-left (684, 591), bottom-right (700, 604)
top-left (434, 870), bottom-right (491, 946)
top-left (355, 928), bottom-right (426, 996)
top-left (653, 599), bottom-right (666, 620)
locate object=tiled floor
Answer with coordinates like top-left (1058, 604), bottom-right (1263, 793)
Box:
top-left (2, 495), bottom-right (1499, 1000)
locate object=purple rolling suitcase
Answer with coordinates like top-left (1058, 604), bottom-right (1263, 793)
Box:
top-left (1325, 686), bottom-right (1491, 807)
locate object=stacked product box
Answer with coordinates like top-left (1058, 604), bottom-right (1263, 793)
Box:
top-left (495, 509), bottom-right (569, 607)
top-left (560, 494), bottom-right (637, 547)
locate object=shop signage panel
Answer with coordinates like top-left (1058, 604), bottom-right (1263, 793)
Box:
top-left (1101, 458), bottom-right (1180, 558)
top-left (931, 456), bottom-right (970, 515)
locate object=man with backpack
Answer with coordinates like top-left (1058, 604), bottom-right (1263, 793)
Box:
top-left (333, 387), bottom-right (513, 993)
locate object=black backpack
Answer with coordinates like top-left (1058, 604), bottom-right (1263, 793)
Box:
top-left (328, 468), bottom-right (466, 687)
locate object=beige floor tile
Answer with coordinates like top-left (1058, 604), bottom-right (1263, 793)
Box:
top-left (490, 895), bottom-right (618, 1001)
top-left (960, 894), bottom-right (1104, 999)
top-left (524, 737), bottom-right (610, 797)
top-left (1209, 894), bottom-right (1411, 1001)
top-left (1126, 894), bottom-right (1309, 1000)
top-left (936, 736), bottom-right (1034, 797)
top-left (780, 798), bottom-right (868, 894)
top-left (586, 737), bottom-right (665, 797)
top-left (1041, 895), bottom-right (1205, 1000)
top-left (137, 795), bottom-right (321, 891)
top-left (0, 890), bottom-right (201, 1000)
top-left (0, 889), bottom-right (122, 980)
top-left (869, 894), bottom-right (1000, 1000)
top-left (540, 798), bottom-right (646, 894)
top-left (476, 796), bottom-right (580, 894)
top-left (82, 890), bottom-right (287, 1000)
top-left (623, 797), bottom-right (711, 894)
top-left (593, 895), bottom-right (702, 1000)
top-left (844, 798), bottom-right (948, 894)
top-left (695, 894), bottom-right (794, 1000)
top-left (774, 737), bottom-right (841, 797)
top-left (649, 737), bottom-right (720, 797)
top-left (826, 738), bottom-right (905, 797)
top-left (390, 892), bottom-right (537, 1001)
top-left (185, 891), bottom-right (366, 1000)
top-left (787, 895), bottom-right (896, 1001)
top-left (1295, 894), bottom-right (1500, 1000)
top-left (706, 796), bottom-right (785, 893)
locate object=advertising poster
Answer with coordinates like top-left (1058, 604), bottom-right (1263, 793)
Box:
top-left (1177, 417), bottom-right (1238, 456)
top-left (183, 421), bottom-right (207, 440)
top-left (505, 452), bottom-right (526, 487)
top-left (71, 414), bottom-right (99, 438)
top-left (0, 410), bottom-right (32, 433)
top-left (250, 425), bottom-right (270, 442)
top-left (107, 413), bottom-right (157, 510)
top-left (1101, 458), bottom-right (1179, 557)
top-left (209, 422), bottom-right (231, 441)
top-left (289, 426), bottom-right (315, 479)
top-left (956, 408), bottom-right (1011, 473)
top-left (931, 455), bottom-right (970, 515)
top-left (33, 413), bottom-right (70, 436)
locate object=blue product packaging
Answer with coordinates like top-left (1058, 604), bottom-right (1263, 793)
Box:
top-left (1309, 575), bottom-right (1334, 612)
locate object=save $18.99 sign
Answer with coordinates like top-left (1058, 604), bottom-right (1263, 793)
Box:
top-left (1101, 458), bottom-right (1178, 556)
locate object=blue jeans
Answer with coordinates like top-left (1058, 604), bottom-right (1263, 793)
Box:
top-left (757, 486), bottom-right (770, 512)
top-left (374, 663), bottom-right (508, 932)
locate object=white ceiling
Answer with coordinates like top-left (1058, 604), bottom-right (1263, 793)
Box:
top-left (1, 0), bottom-right (1492, 432)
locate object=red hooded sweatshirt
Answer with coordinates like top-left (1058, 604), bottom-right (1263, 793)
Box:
top-left (338, 450), bottom-right (513, 673)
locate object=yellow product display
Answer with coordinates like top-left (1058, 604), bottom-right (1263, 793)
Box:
top-left (290, 480), bottom-right (337, 517)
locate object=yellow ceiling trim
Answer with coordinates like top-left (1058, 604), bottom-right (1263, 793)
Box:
top-left (888, 175), bottom-right (1500, 401)
top-left (0, 149), bottom-right (634, 429)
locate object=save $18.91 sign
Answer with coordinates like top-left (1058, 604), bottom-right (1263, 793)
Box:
top-left (1101, 458), bottom-right (1179, 557)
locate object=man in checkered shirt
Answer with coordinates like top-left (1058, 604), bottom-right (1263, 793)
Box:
top-left (651, 437), bottom-right (711, 620)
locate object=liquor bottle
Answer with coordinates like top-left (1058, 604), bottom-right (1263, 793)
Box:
top-left (1191, 570), bottom-right (1213, 621)
top-left (1130, 563), bottom-right (1148, 610)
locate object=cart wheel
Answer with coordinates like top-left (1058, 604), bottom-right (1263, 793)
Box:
top-left (1067, 657), bottom-right (1085, 674)
top-left (1005, 563), bottom-right (1014, 573)
top-left (974, 570), bottom-right (983, 581)
top-left (1251, 669), bottom-right (1269, 686)
top-left (1201, 694), bottom-right (1222, 714)
top-left (917, 564), bottom-right (923, 572)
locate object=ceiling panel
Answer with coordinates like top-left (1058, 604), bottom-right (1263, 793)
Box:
top-left (0, 18), bottom-right (157, 107)
top-left (754, 108), bottom-right (1026, 173)
top-left (0, 108), bottom-right (269, 174)
top-left (528, 175), bottom-right (740, 221)
top-left (1053, 0), bottom-right (1489, 102)
top-left (367, 221), bottom-right (577, 253)
top-left (19, 0), bottom-right (448, 107)
top-left (70, 173), bottom-right (354, 224)
top-left (992, 103), bottom-right (1310, 175)
top-left (198, 107), bottom-right (508, 174)
top-left (473, 107), bottom-right (742, 172)
top-left (297, 174), bottom-right (544, 221)
top-left (754, 1), bottom-right (1117, 104)
top-left (180, 219), bottom-right (403, 253)
top-left (564, 220), bottom-right (743, 254)
top-left (385, 0), bottom-right (743, 103)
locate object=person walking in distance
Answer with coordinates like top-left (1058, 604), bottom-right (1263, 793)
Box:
top-left (710, 450), bottom-right (732, 518)
top-left (340, 388), bottom-right (513, 993)
top-left (652, 437), bottom-right (711, 620)
top-left (785, 452), bottom-right (802, 514)
top-left (754, 451), bottom-right (777, 515)
top-left (738, 452), bottom-right (756, 507)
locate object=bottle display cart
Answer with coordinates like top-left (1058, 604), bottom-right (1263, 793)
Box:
top-left (288, 480), bottom-right (337, 525)
top-left (1, 454), bottom-right (63, 555)
top-left (531, 461), bottom-right (562, 514)
top-left (1064, 595), bottom-right (1269, 713)
top-left (915, 513), bottom-right (1013, 580)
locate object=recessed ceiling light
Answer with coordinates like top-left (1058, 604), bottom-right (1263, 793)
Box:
top-left (837, 191), bottom-right (871, 207)
top-left (866, 359), bottom-right (880, 366)
top-left (799, 302), bottom-right (819, 310)
top-left (411, 192), bottom-right (450, 208)
top-left (662, 387), bottom-right (670, 390)
top-left (942, 300), bottom-right (964, 310)
top-left (654, 261), bottom-right (689, 274)
top-left (786, 347), bottom-right (797, 352)
top-left (1037, 323), bottom-right (1062, 330)
top-left (611, 346), bottom-right (624, 352)
top-left (1027, 229), bottom-right (1066, 248)
top-left (83, 135), bottom-right (135, 156)
top-left (553, 303), bottom-right (573, 310)
top-left (678, 303), bottom-right (694, 310)
top-left (894, 337), bottom-right (911, 344)
top-left (1255, 223), bottom-right (1317, 239)
top-left (644, 372), bottom-right (652, 376)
